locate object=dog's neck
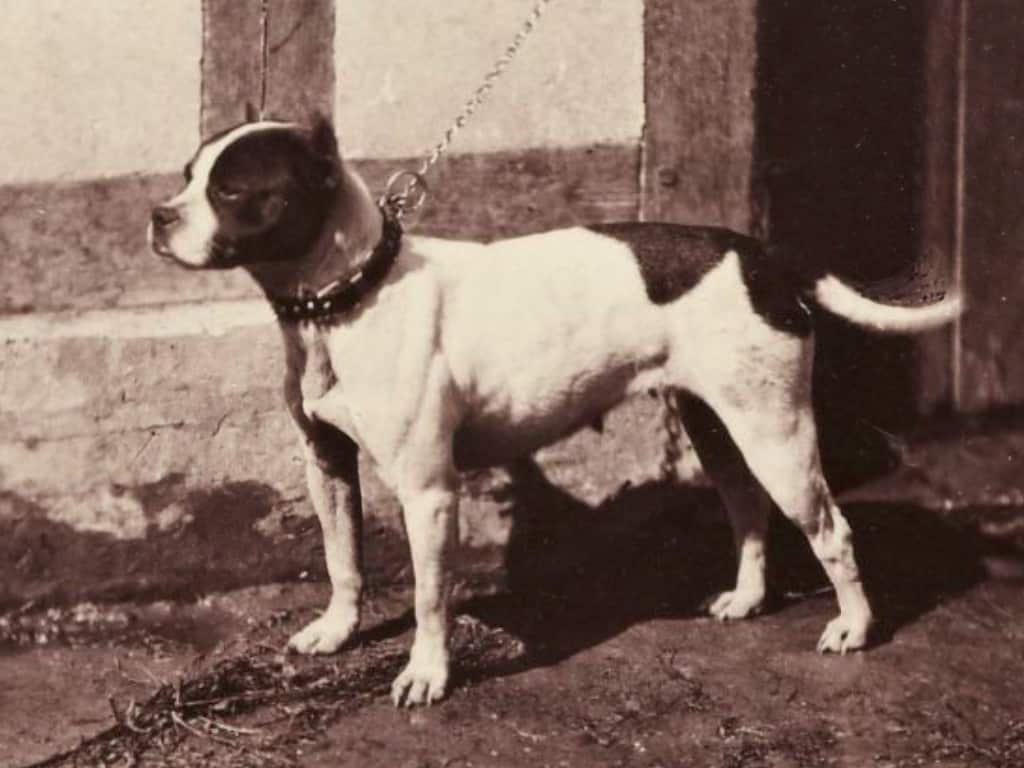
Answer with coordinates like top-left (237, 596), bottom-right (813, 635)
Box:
top-left (245, 165), bottom-right (384, 300)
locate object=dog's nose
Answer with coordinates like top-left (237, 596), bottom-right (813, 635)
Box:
top-left (151, 206), bottom-right (180, 229)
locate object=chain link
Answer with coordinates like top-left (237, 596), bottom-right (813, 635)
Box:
top-left (382, 0), bottom-right (554, 218)
top-left (418, 0), bottom-right (553, 179)
top-left (659, 389), bottom-right (684, 482)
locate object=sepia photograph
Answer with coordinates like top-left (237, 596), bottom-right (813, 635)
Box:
top-left (1, 1), bottom-right (1021, 765)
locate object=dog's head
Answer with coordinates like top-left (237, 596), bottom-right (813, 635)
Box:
top-left (148, 112), bottom-right (341, 269)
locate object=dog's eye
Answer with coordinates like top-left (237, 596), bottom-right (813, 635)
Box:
top-left (211, 185), bottom-right (243, 202)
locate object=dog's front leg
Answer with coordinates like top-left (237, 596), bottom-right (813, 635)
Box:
top-left (288, 429), bottom-right (364, 655)
top-left (391, 483), bottom-right (459, 707)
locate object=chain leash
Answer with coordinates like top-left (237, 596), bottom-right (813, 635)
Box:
top-left (380, 0), bottom-right (554, 219)
top-left (659, 389), bottom-right (684, 482)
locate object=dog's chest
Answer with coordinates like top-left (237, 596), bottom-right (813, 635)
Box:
top-left (299, 341), bottom-right (335, 399)
top-left (283, 324), bottom-right (358, 437)
top-left (283, 273), bottom-right (444, 461)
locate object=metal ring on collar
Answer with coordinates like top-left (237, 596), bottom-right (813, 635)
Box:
top-left (381, 170), bottom-right (429, 219)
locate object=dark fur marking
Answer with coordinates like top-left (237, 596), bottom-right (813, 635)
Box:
top-left (206, 128), bottom-right (338, 267)
top-left (586, 223), bottom-right (811, 337)
top-left (586, 223), bottom-right (732, 303)
top-left (738, 242), bottom-right (813, 337)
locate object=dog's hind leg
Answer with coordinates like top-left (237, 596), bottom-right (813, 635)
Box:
top-left (287, 426), bottom-right (364, 655)
top-left (703, 391), bottom-right (874, 654)
top-left (676, 390), bottom-right (771, 620)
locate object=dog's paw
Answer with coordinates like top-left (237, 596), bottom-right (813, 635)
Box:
top-left (816, 613), bottom-right (872, 655)
top-left (287, 610), bottom-right (358, 655)
top-left (391, 650), bottom-right (449, 707)
top-left (707, 588), bottom-right (766, 621)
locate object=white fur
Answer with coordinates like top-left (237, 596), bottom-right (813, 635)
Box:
top-left (815, 274), bottom-right (963, 332)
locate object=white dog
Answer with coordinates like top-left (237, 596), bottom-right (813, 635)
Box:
top-left (148, 114), bottom-right (961, 706)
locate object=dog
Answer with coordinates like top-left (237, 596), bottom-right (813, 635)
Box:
top-left (148, 113), bottom-right (961, 707)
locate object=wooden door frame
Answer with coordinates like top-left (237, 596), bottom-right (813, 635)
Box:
top-left (201, 0), bottom-right (335, 138)
top-left (641, 0), bottom-right (759, 234)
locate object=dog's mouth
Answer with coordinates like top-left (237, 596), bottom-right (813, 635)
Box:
top-left (150, 238), bottom-right (176, 259)
top-left (147, 229), bottom-right (208, 271)
top-left (146, 219), bottom-right (176, 260)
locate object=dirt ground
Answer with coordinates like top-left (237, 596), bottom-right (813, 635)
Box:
top-left (3, 422), bottom-right (1023, 768)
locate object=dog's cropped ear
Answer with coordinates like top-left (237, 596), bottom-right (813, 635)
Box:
top-left (309, 112), bottom-right (340, 159)
top-left (300, 113), bottom-right (342, 192)
top-left (244, 101), bottom-right (261, 123)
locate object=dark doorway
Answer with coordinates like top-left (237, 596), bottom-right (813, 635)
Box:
top-left (755, 0), bottom-right (931, 486)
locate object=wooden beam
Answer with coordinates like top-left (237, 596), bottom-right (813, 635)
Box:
top-left (201, 0), bottom-right (334, 139)
top-left (642, 0), bottom-right (758, 232)
top-left (915, 0), bottom-right (962, 413)
top-left (959, 0), bottom-right (1024, 410)
top-left (0, 144), bottom-right (639, 314)
top-left (263, 0), bottom-right (335, 121)
top-left (200, 0), bottom-right (263, 138)
top-left (355, 144), bottom-right (641, 240)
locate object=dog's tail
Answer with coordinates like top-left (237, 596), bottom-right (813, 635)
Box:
top-left (812, 274), bottom-right (962, 333)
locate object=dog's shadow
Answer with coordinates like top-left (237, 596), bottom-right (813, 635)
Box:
top-left (457, 459), bottom-right (987, 678)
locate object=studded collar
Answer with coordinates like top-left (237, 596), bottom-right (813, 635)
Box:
top-left (270, 207), bottom-right (403, 323)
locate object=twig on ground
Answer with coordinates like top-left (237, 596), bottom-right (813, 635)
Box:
top-left (169, 711), bottom-right (234, 746)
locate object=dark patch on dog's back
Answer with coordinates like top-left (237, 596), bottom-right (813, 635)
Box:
top-left (586, 223), bottom-right (734, 303)
top-left (586, 222), bottom-right (811, 337)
